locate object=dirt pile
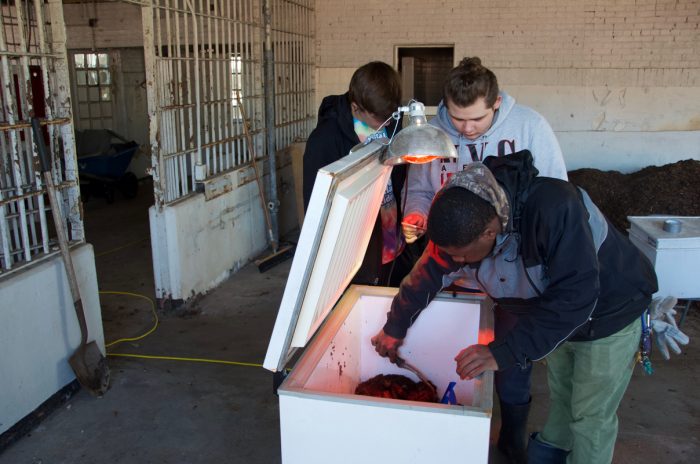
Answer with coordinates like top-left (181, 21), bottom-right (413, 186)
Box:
top-left (568, 159), bottom-right (700, 233)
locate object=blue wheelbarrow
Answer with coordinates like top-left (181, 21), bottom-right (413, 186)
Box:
top-left (76, 129), bottom-right (139, 203)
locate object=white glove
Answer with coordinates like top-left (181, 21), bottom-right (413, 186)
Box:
top-left (650, 296), bottom-right (678, 322)
top-left (649, 296), bottom-right (690, 360)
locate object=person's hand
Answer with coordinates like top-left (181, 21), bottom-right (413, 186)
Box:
top-left (371, 330), bottom-right (403, 363)
top-left (650, 296), bottom-right (690, 360)
top-left (454, 344), bottom-right (498, 380)
top-left (402, 212), bottom-right (427, 244)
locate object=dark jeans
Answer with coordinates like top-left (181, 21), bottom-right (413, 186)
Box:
top-left (494, 305), bottom-right (532, 406)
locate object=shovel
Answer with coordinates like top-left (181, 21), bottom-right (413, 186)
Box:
top-left (31, 118), bottom-right (110, 396)
top-left (394, 355), bottom-right (437, 397)
top-left (234, 89), bottom-right (294, 272)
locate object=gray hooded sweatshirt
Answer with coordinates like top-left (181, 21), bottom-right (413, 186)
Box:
top-left (404, 91), bottom-right (567, 219)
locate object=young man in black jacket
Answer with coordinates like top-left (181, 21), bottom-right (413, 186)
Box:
top-left (303, 61), bottom-right (414, 286)
top-left (372, 151), bottom-right (658, 463)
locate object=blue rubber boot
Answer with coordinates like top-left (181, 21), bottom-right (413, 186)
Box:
top-left (527, 432), bottom-right (569, 464)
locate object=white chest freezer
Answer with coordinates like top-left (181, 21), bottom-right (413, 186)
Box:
top-left (628, 216), bottom-right (700, 299)
top-left (264, 141), bottom-right (494, 464)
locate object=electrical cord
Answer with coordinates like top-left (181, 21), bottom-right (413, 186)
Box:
top-left (101, 290), bottom-right (263, 368)
top-left (102, 291), bottom-right (158, 349)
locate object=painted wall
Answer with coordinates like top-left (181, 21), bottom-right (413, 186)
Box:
top-left (0, 245), bottom-right (104, 435)
top-left (149, 155), bottom-right (298, 302)
top-left (314, 0), bottom-right (700, 172)
top-left (63, 2), bottom-right (301, 306)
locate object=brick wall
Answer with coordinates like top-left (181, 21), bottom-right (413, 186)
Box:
top-left (315, 0), bottom-right (699, 86)
top-left (63, 3), bottom-right (144, 49)
top-left (314, 0), bottom-right (700, 171)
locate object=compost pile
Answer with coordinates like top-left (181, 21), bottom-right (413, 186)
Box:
top-left (355, 374), bottom-right (438, 402)
top-left (568, 159), bottom-right (700, 233)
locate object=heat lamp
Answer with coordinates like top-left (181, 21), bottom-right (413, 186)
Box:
top-left (380, 100), bottom-right (458, 166)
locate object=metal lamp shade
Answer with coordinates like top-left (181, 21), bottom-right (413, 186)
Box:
top-left (382, 122), bottom-right (458, 165)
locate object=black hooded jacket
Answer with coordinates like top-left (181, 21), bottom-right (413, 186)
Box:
top-left (302, 93), bottom-right (407, 285)
top-left (382, 151), bottom-right (658, 369)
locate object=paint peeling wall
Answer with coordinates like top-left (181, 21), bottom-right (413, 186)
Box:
top-left (0, 245), bottom-right (103, 435)
top-left (60, 1), bottom-right (300, 302)
top-left (314, 0), bottom-right (700, 172)
top-left (149, 155), bottom-right (298, 301)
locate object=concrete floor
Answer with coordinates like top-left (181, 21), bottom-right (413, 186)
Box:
top-left (1, 180), bottom-right (698, 463)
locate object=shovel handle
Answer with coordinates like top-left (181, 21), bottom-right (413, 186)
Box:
top-left (30, 118), bottom-right (89, 346)
top-left (394, 355), bottom-right (436, 394)
top-left (31, 118), bottom-right (51, 173)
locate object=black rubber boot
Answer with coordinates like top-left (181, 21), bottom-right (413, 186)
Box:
top-left (527, 432), bottom-right (569, 464)
top-left (497, 399), bottom-right (530, 464)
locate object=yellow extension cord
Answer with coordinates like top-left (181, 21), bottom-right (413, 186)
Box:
top-left (98, 241), bottom-right (263, 369)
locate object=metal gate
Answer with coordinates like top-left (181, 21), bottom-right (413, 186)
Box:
top-left (140, 0), bottom-right (314, 207)
top-left (0, 0), bottom-right (81, 276)
top-left (269, 0), bottom-right (314, 150)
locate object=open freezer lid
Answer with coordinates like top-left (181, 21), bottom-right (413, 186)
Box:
top-left (264, 140), bottom-right (392, 372)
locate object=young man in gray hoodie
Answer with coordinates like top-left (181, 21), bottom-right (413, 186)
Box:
top-left (402, 57), bottom-right (567, 240)
top-left (401, 57), bottom-right (568, 464)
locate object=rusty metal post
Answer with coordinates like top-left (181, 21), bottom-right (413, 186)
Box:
top-left (262, 0), bottom-right (279, 246)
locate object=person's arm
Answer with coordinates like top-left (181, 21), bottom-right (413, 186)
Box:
top-left (373, 241), bottom-right (457, 360)
top-left (528, 115), bottom-right (568, 181)
top-left (382, 241), bottom-right (459, 338)
top-left (488, 192), bottom-right (601, 369)
top-left (401, 162), bottom-right (440, 242)
top-left (403, 162), bottom-right (437, 220)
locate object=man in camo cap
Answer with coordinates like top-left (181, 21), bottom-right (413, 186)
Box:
top-left (373, 150), bottom-right (658, 464)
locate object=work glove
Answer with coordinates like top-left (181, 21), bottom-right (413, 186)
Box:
top-left (649, 296), bottom-right (690, 360)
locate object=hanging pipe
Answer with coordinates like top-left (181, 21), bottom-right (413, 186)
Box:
top-left (262, 0), bottom-right (279, 245)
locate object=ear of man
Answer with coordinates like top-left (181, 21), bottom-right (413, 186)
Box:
top-left (479, 216), bottom-right (501, 241)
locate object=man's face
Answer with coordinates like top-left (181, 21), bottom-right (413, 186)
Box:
top-left (446, 95), bottom-right (502, 140)
top-left (351, 103), bottom-right (388, 130)
top-left (437, 217), bottom-right (500, 265)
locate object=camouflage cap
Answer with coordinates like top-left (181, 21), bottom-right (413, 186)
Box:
top-left (441, 162), bottom-right (510, 231)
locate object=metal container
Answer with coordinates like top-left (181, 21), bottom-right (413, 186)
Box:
top-left (264, 141), bottom-right (493, 463)
top-left (628, 216), bottom-right (700, 298)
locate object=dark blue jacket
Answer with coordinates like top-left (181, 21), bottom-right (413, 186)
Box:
top-left (383, 151), bottom-right (658, 369)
